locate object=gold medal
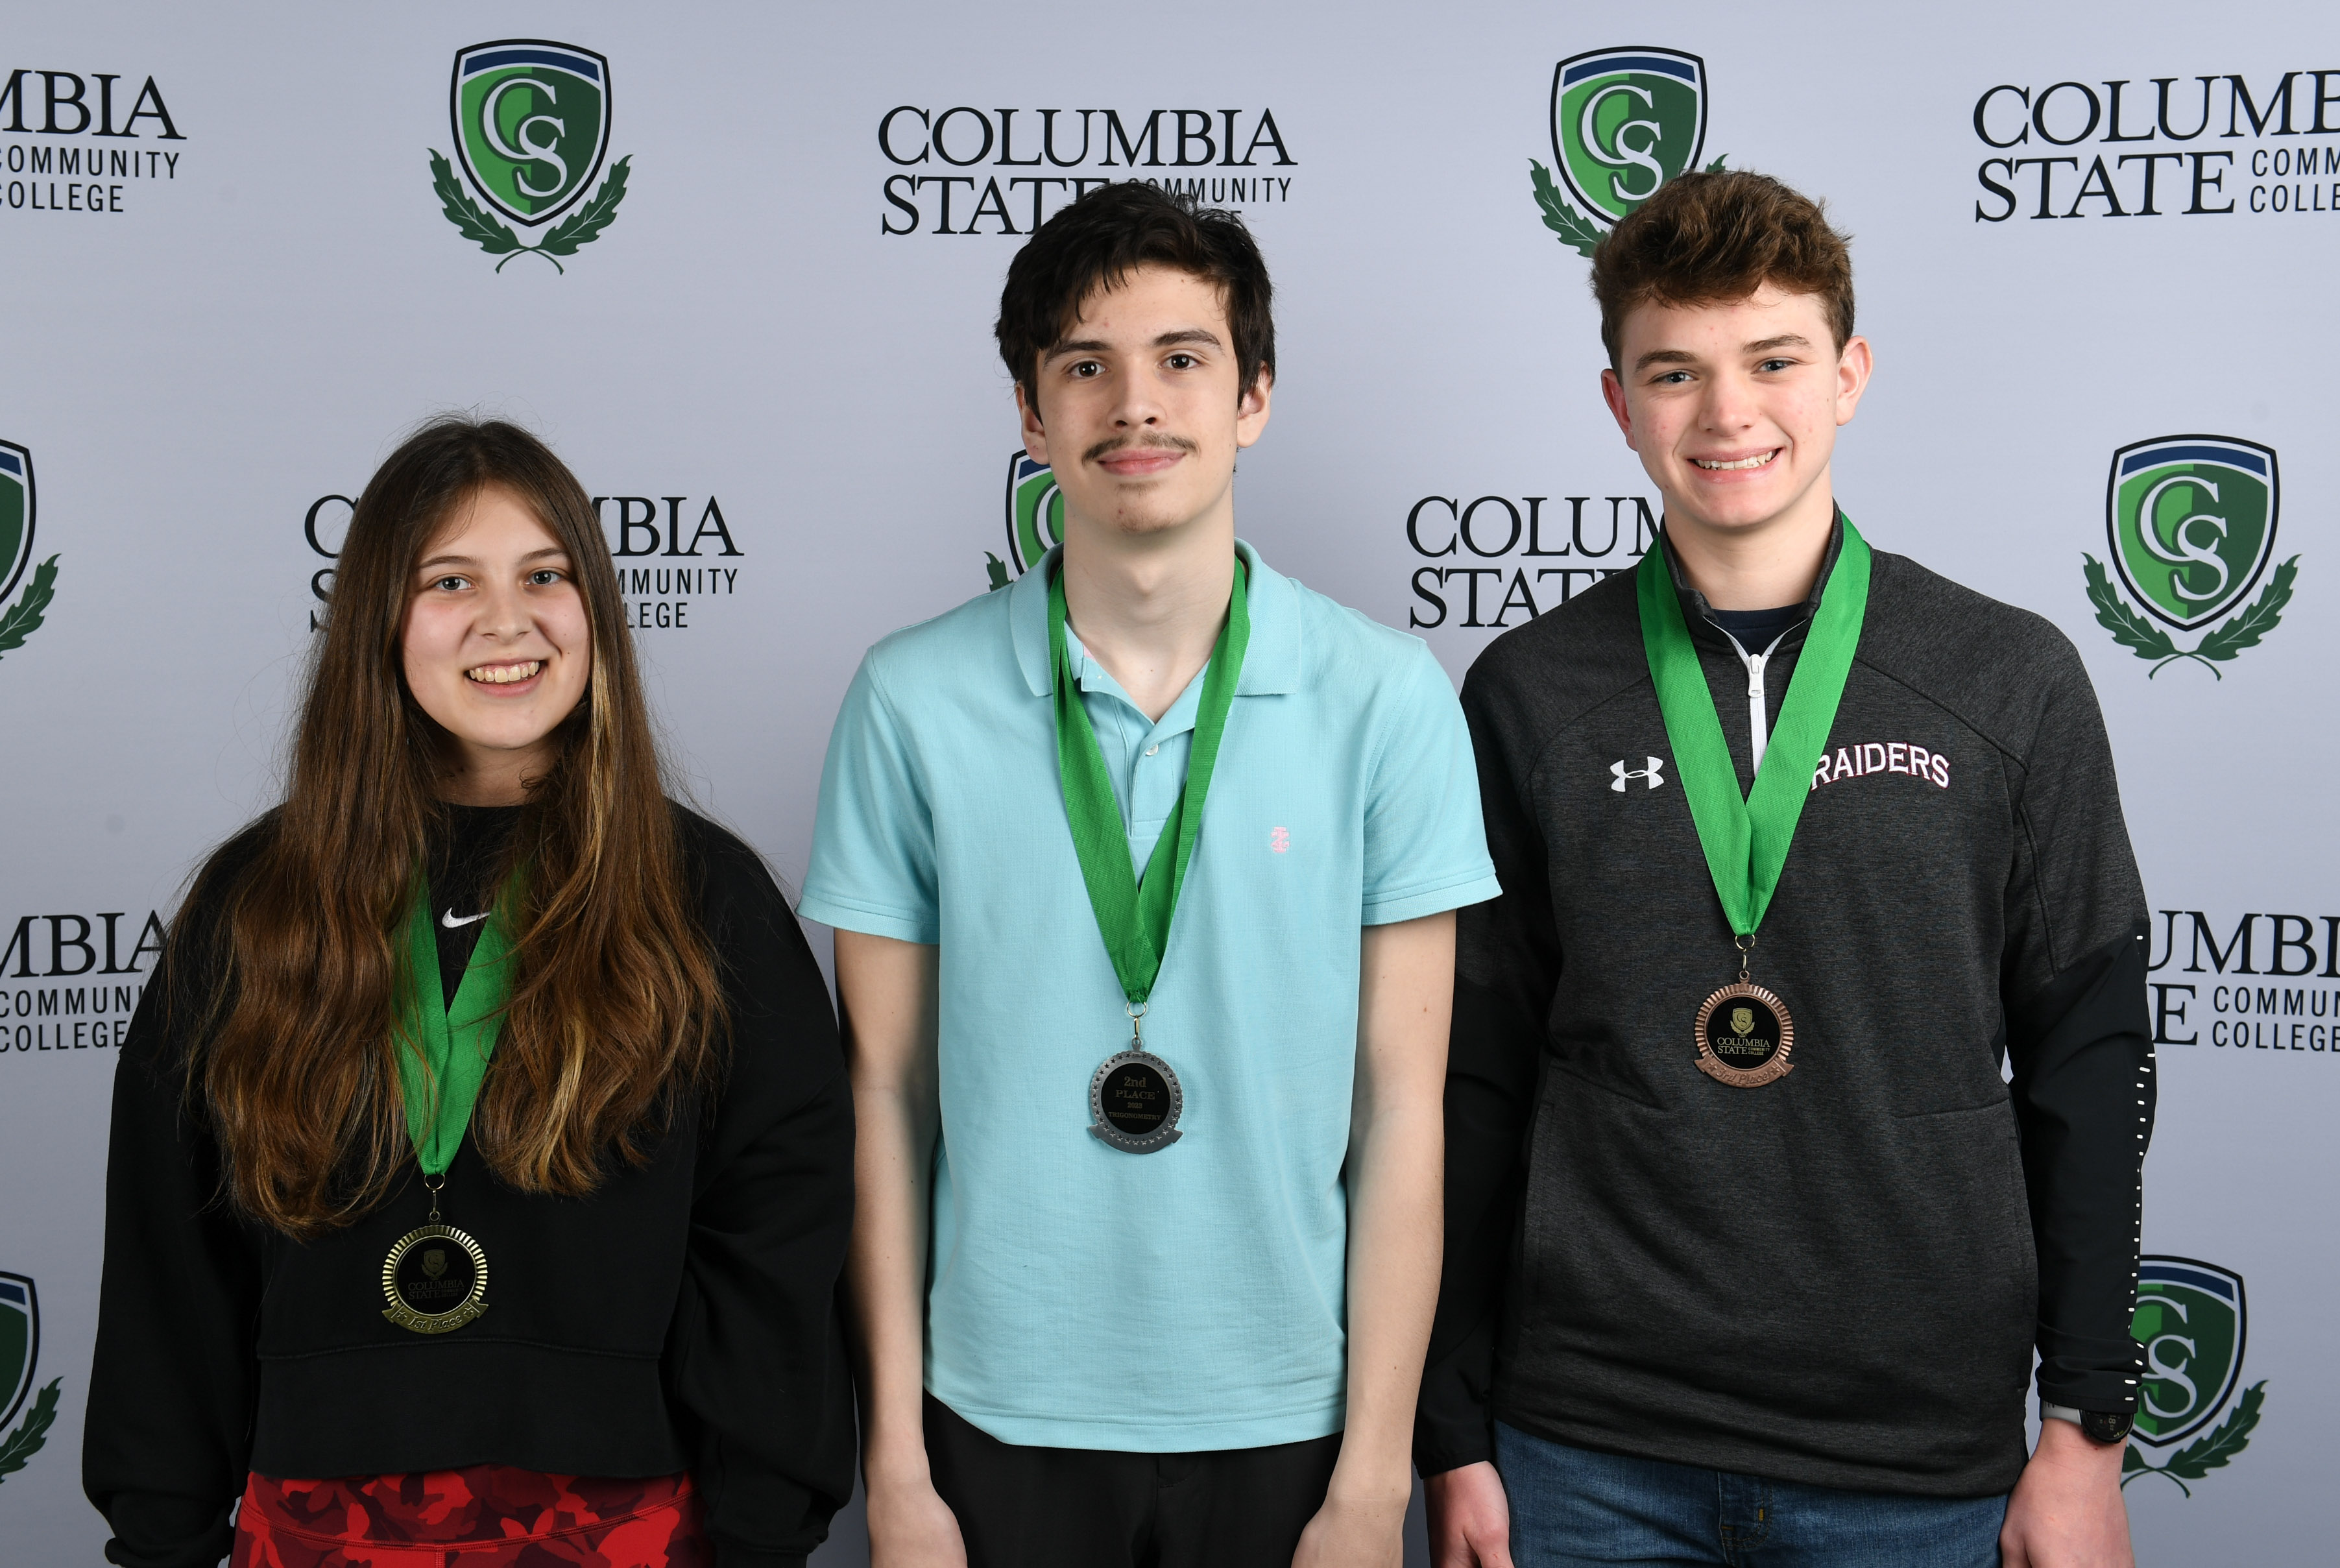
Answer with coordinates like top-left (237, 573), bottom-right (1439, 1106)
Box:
top-left (380, 1176), bottom-right (490, 1334)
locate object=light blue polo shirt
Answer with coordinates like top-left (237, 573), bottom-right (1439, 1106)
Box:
top-left (801, 541), bottom-right (1498, 1452)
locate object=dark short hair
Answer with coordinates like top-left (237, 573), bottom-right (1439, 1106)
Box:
top-left (1589, 169), bottom-right (1853, 371)
top-left (996, 182), bottom-right (1275, 413)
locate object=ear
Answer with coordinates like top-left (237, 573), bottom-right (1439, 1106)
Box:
top-left (1600, 367), bottom-right (1637, 451)
top-left (1833, 335), bottom-right (1874, 428)
top-left (1235, 365), bottom-right (1273, 450)
top-left (1015, 381), bottom-right (1050, 466)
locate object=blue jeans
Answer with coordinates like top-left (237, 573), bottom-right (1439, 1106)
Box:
top-left (1496, 1422), bottom-right (2007, 1567)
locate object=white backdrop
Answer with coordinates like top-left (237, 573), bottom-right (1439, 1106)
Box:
top-left (2, 4), bottom-right (2333, 1563)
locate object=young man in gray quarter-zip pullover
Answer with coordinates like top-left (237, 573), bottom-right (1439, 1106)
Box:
top-left (1416, 171), bottom-right (2153, 1568)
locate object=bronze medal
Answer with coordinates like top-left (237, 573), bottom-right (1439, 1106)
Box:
top-left (1693, 980), bottom-right (1794, 1087)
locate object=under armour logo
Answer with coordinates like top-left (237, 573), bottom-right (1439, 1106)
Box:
top-left (1269, 826), bottom-right (1291, 854)
top-left (1611, 756), bottom-right (1665, 791)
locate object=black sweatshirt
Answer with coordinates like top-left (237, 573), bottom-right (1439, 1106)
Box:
top-left (1415, 522), bottom-right (2154, 1497)
top-left (83, 805), bottom-right (855, 1568)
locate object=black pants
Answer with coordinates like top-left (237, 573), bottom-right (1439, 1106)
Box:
top-left (924, 1392), bottom-right (1342, 1568)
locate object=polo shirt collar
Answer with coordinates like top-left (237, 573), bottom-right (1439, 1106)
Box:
top-left (1009, 539), bottom-right (1300, 699)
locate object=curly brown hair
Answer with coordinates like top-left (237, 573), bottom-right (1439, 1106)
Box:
top-left (1590, 169), bottom-right (1853, 370)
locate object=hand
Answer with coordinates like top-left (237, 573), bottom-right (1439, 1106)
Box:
top-left (865, 1467), bottom-right (970, 1568)
top-left (2000, 1418), bottom-right (2133, 1568)
top-left (1292, 1478), bottom-right (1409, 1568)
top-left (1425, 1462), bottom-right (1514, 1568)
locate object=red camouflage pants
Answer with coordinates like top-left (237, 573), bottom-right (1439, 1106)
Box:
top-left (230, 1465), bottom-right (711, 1568)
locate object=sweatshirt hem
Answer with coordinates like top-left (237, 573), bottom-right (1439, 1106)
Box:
top-left (1490, 1402), bottom-right (2025, 1501)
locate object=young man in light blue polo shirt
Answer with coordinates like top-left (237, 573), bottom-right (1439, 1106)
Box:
top-left (801, 184), bottom-right (1498, 1568)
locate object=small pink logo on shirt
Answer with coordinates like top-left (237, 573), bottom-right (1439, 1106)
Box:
top-left (1269, 826), bottom-right (1291, 854)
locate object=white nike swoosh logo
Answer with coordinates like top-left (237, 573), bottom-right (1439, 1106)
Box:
top-left (441, 909), bottom-right (491, 929)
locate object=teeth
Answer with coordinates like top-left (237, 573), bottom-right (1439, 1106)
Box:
top-left (466, 660), bottom-right (542, 685)
top-left (1695, 450), bottom-right (1778, 471)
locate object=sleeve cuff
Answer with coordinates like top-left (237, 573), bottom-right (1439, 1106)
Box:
top-left (794, 890), bottom-right (937, 945)
top-left (1414, 1424), bottom-right (1495, 1478)
top-left (1364, 869), bottom-right (1503, 927)
top-left (1413, 1317), bottom-right (1501, 1477)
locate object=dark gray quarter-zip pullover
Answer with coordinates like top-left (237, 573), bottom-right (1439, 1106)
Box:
top-left (1416, 522), bottom-right (2154, 1497)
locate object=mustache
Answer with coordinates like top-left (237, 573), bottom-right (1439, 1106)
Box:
top-left (1082, 433), bottom-right (1199, 464)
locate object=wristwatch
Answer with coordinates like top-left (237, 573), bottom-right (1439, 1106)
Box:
top-left (2042, 1402), bottom-right (2133, 1445)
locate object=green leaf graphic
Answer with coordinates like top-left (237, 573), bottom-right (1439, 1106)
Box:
top-left (537, 156), bottom-right (632, 257)
top-left (2084, 555), bottom-right (2178, 662)
top-left (429, 151), bottom-right (521, 255)
top-left (431, 152), bottom-right (630, 274)
top-left (2122, 1381), bottom-right (2264, 1497)
top-left (0, 554), bottom-right (59, 661)
top-left (2086, 553), bottom-right (2298, 679)
top-left (2193, 557), bottom-right (2297, 662)
top-left (0, 1380), bottom-right (60, 1482)
top-left (2162, 1381), bottom-right (2264, 1479)
top-left (1530, 160), bottom-right (1604, 258)
top-left (985, 552), bottom-right (1012, 592)
top-left (1705, 154), bottom-right (1730, 172)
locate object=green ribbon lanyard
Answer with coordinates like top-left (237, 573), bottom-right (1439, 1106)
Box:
top-left (394, 876), bottom-right (518, 1190)
top-left (1048, 558), bottom-right (1250, 1020)
top-left (1636, 515), bottom-right (1872, 960)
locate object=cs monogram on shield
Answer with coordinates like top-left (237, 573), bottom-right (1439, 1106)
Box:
top-left (2082, 434), bottom-right (2297, 679)
top-left (431, 40), bottom-right (633, 272)
top-left (2107, 437), bottom-right (2278, 633)
top-left (452, 41), bottom-right (612, 227)
top-left (1550, 48), bottom-right (1708, 226)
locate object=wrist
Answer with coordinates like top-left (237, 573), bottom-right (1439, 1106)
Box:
top-left (1325, 1456), bottom-right (1414, 1510)
top-left (862, 1436), bottom-right (935, 1493)
top-left (2033, 1412), bottom-right (2128, 1469)
top-left (2041, 1400), bottom-right (2134, 1449)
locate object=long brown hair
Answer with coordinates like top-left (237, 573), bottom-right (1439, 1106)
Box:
top-left (185, 416), bottom-right (723, 1236)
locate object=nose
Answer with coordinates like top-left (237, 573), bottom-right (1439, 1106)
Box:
top-left (474, 574), bottom-right (534, 640)
top-left (1698, 366), bottom-right (1759, 434)
top-left (1107, 363), bottom-right (1164, 429)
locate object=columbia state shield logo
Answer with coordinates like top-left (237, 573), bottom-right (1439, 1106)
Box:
top-left (0, 1272), bottom-right (60, 1486)
top-left (1550, 47), bottom-right (1708, 226)
top-left (2121, 1256), bottom-right (2267, 1497)
top-left (2107, 436), bottom-right (2277, 632)
top-left (0, 442), bottom-right (58, 669)
top-left (987, 449), bottom-right (1065, 589)
top-left (429, 40), bottom-right (633, 273)
top-left (0, 1275), bottom-right (36, 1434)
top-left (2082, 435), bottom-right (2298, 678)
top-left (451, 40), bottom-right (612, 226)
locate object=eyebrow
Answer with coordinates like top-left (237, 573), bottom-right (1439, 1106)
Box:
top-left (1044, 327), bottom-right (1225, 361)
top-left (416, 546), bottom-right (569, 572)
top-left (1633, 332), bottom-right (1816, 372)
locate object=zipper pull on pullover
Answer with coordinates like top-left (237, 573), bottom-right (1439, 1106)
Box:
top-left (1708, 620), bottom-right (1796, 777)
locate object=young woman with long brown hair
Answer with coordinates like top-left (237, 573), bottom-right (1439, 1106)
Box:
top-left (83, 417), bottom-right (854, 1568)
